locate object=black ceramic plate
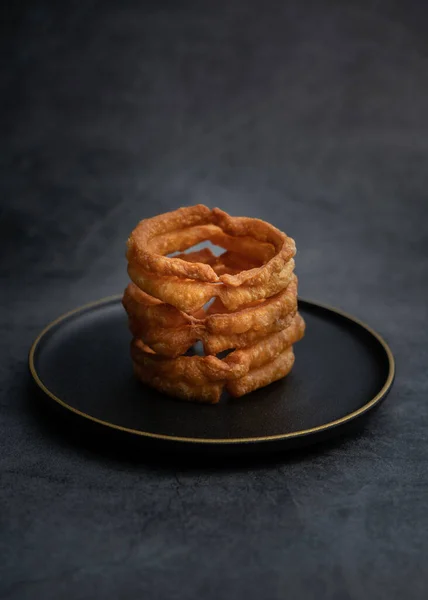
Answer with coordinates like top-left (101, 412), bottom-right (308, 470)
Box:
top-left (29, 297), bottom-right (394, 454)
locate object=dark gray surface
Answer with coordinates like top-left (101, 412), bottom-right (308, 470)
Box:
top-left (1, 1), bottom-right (427, 598)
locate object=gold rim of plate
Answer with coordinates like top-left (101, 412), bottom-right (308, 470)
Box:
top-left (28, 295), bottom-right (395, 445)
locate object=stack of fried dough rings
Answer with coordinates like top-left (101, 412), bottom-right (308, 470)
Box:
top-left (123, 205), bottom-right (305, 404)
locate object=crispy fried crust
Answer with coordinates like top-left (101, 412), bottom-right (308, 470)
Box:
top-left (132, 362), bottom-right (224, 404)
top-left (127, 205), bottom-right (295, 285)
top-left (124, 205), bottom-right (304, 402)
top-left (127, 206), bottom-right (219, 282)
top-left (226, 348), bottom-right (296, 398)
top-left (127, 258), bottom-right (295, 313)
top-left (130, 314), bottom-right (304, 402)
top-left (212, 208), bottom-right (296, 287)
top-left (225, 313), bottom-right (305, 372)
top-left (123, 276), bottom-right (299, 356)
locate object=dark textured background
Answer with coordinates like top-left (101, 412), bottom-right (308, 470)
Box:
top-left (1, 1), bottom-right (427, 598)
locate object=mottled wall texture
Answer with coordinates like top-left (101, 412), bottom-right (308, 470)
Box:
top-left (1, 1), bottom-right (427, 599)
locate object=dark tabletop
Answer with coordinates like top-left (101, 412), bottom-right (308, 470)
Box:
top-left (1, 1), bottom-right (427, 598)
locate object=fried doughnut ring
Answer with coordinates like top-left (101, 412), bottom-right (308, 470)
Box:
top-left (127, 205), bottom-right (295, 285)
top-left (127, 258), bottom-right (295, 313)
top-left (123, 276), bottom-right (298, 357)
top-left (130, 314), bottom-right (305, 402)
top-left (124, 205), bottom-right (305, 402)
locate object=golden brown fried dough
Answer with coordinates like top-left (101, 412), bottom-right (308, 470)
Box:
top-left (132, 362), bottom-right (224, 404)
top-left (127, 258), bottom-right (295, 313)
top-left (226, 348), bottom-right (296, 398)
top-left (123, 277), bottom-right (299, 356)
top-left (129, 314), bottom-right (303, 389)
top-left (124, 205), bottom-right (305, 402)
